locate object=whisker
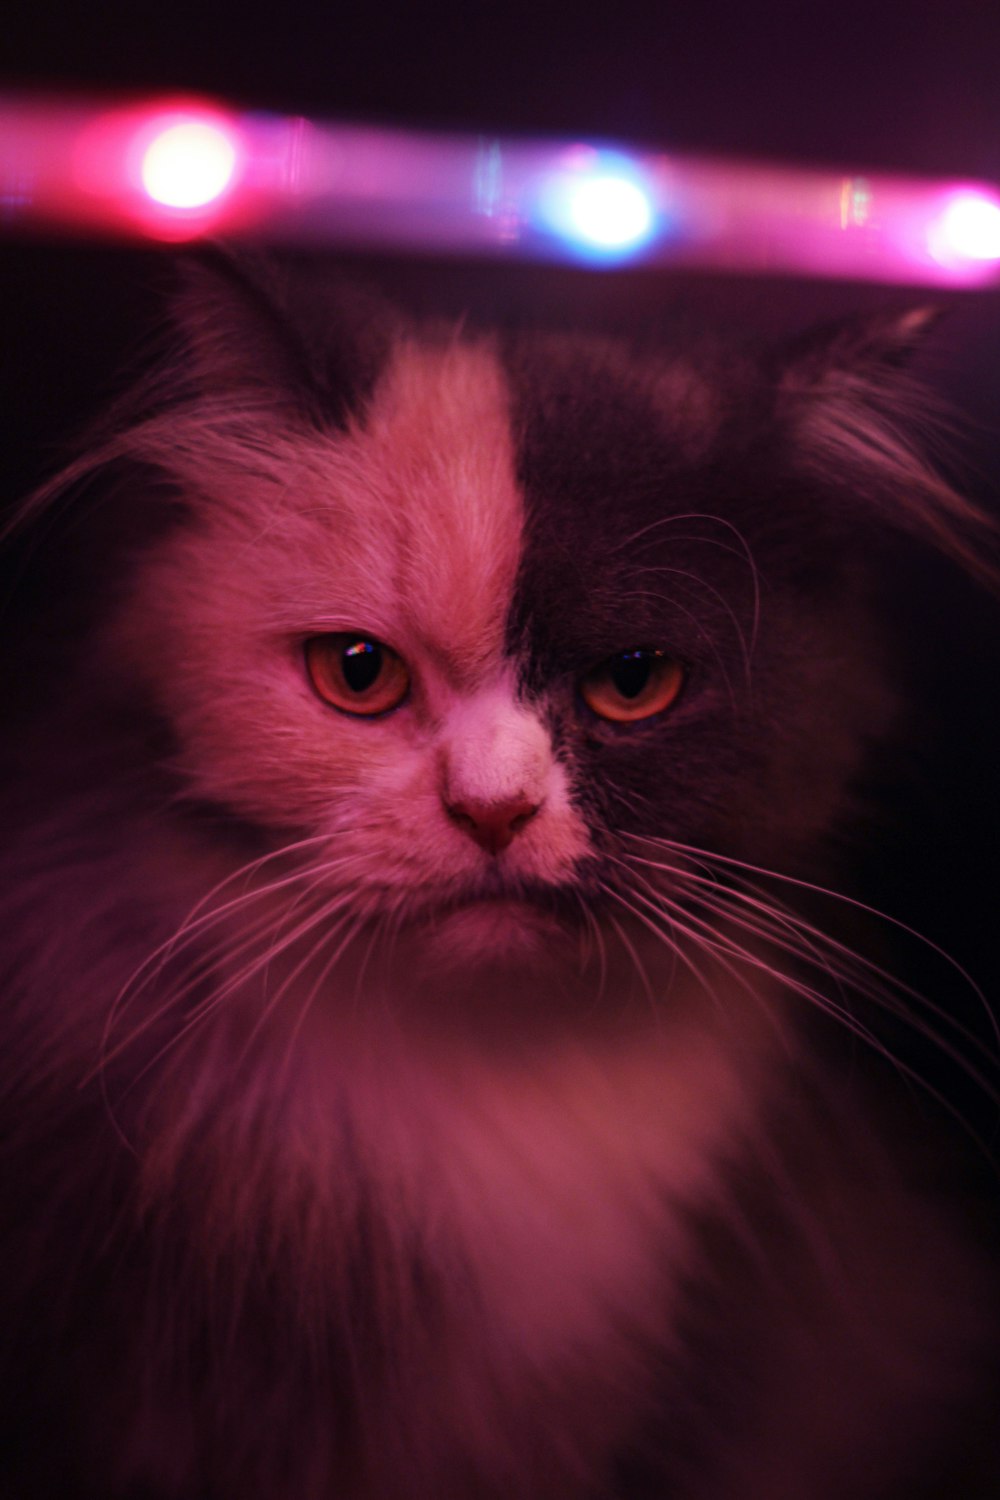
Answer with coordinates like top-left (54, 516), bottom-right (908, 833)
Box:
top-left (245, 904), bottom-right (363, 1083)
top-left (271, 915), bottom-right (365, 1096)
top-left (610, 834), bottom-right (1000, 1133)
top-left (619, 869), bottom-right (910, 1074)
top-left (575, 887), bottom-right (609, 1002)
top-left (598, 895), bottom-right (659, 1020)
top-left (105, 885), bottom-right (361, 1107)
top-left (97, 893), bottom-right (317, 1095)
top-left (621, 830), bottom-right (999, 1049)
top-left (693, 881), bottom-right (1000, 1100)
top-left (607, 511), bottom-right (762, 657)
top-left (631, 562), bottom-right (754, 687)
top-left (601, 876), bottom-right (746, 1025)
top-left (99, 835), bottom-right (339, 1066)
top-left (92, 895), bottom-right (310, 1130)
top-left (110, 841), bottom-right (374, 1012)
top-left (603, 860), bottom-right (796, 1049)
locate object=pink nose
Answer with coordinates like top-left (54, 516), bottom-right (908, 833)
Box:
top-left (445, 796), bottom-right (540, 855)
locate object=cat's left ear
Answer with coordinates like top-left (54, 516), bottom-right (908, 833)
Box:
top-left (170, 245), bottom-right (401, 428)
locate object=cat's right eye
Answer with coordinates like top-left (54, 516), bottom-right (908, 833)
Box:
top-left (305, 634), bottom-right (410, 716)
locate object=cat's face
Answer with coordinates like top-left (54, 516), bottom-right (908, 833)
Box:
top-left (94, 261), bottom-right (963, 983)
top-left (112, 339), bottom-right (594, 965)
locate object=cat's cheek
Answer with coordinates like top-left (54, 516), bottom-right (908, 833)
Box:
top-left (318, 762), bottom-right (485, 891)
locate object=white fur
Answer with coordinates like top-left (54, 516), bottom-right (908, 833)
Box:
top-left (105, 339), bottom-right (589, 914)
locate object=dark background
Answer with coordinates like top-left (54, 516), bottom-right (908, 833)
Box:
top-left (4, 1), bottom-right (1000, 481)
top-left (5, 0), bottom-right (1000, 482)
top-left (2, 0), bottom-right (1000, 1136)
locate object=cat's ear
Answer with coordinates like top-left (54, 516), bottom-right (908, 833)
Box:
top-left (775, 305), bottom-right (944, 393)
top-left (777, 307), bottom-right (1000, 589)
top-left (171, 245), bottom-right (398, 427)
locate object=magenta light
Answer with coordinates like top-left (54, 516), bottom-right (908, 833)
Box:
top-left (927, 190), bottom-right (1000, 267)
top-left (0, 94), bottom-right (247, 241)
top-left (77, 100), bottom-right (246, 240)
top-left (3, 90), bottom-right (1000, 287)
top-left (138, 115), bottom-right (239, 210)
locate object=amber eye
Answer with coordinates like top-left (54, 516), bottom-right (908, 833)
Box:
top-left (305, 634), bottom-right (410, 716)
top-left (579, 648), bottom-right (684, 723)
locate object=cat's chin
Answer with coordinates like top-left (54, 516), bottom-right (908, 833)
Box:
top-left (416, 895), bottom-right (573, 976)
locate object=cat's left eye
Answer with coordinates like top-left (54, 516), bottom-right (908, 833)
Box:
top-left (305, 634), bottom-right (410, 716)
top-left (580, 648), bottom-right (684, 723)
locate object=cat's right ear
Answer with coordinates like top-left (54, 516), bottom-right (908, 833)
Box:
top-left (774, 306), bottom-right (1000, 591)
top-left (171, 246), bottom-right (399, 428)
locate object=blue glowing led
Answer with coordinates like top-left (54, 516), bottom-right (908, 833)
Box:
top-left (532, 149), bottom-right (662, 262)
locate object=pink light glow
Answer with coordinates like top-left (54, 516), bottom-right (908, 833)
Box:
top-left (2, 89), bottom-right (1000, 287)
top-left (139, 117), bottom-right (239, 209)
top-left (8, 96), bottom-right (250, 241)
top-left (927, 190), bottom-right (1000, 267)
top-left (81, 102), bottom-right (246, 239)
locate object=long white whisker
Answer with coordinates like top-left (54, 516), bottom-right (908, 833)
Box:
top-left (598, 896), bottom-right (659, 1019)
top-left (603, 860), bottom-right (800, 1050)
top-left (271, 916), bottom-right (365, 1096)
top-left (620, 870), bottom-right (904, 1067)
top-left (691, 880), bottom-right (1000, 1099)
top-left (601, 878), bottom-right (743, 1025)
top-left (692, 868), bottom-right (987, 1037)
top-left (575, 888), bottom-right (609, 1003)
top-left (108, 887), bottom-right (361, 1104)
top-left (607, 511), bottom-right (762, 656)
top-left (93, 895), bottom-right (310, 1100)
top-left (99, 837), bottom-right (340, 1066)
top-left (611, 837), bottom-right (1000, 1134)
top-left (631, 562), bottom-right (754, 686)
top-left (95, 854), bottom-right (364, 1083)
top-left (100, 840), bottom-right (383, 1074)
top-left (622, 830), bottom-right (999, 1049)
top-left (243, 904), bottom-right (363, 1083)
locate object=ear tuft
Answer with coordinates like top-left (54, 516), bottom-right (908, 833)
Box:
top-left (171, 245), bottom-right (400, 428)
top-left (172, 245), bottom-right (311, 406)
top-left (777, 306), bottom-right (1000, 591)
top-left (777, 305), bottom-right (946, 392)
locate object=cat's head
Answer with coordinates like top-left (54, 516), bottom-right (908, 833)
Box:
top-left (36, 253), bottom-right (998, 977)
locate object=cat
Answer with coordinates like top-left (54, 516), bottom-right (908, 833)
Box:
top-left (0, 249), bottom-right (997, 1500)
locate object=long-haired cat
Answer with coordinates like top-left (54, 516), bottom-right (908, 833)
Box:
top-left (1, 252), bottom-right (997, 1499)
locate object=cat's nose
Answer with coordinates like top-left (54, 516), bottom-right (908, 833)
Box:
top-left (445, 796), bottom-right (541, 855)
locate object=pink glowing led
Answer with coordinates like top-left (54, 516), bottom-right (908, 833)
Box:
top-left (3, 89), bottom-right (1000, 287)
top-left (928, 190), bottom-right (1000, 265)
top-left (139, 118), bottom-right (238, 209)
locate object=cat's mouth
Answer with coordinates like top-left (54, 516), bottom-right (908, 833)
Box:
top-left (429, 877), bottom-right (580, 921)
top-left (409, 879), bottom-right (584, 967)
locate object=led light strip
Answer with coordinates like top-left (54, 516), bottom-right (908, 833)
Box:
top-left (3, 91), bottom-right (1000, 285)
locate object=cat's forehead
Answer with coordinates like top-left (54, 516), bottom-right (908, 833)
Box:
top-left (250, 328), bottom-right (731, 685)
top-left (319, 337), bottom-right (524, 684)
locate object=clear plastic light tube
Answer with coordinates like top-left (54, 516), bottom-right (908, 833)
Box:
top-left (2, 91), bottom-right (1000, 286)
